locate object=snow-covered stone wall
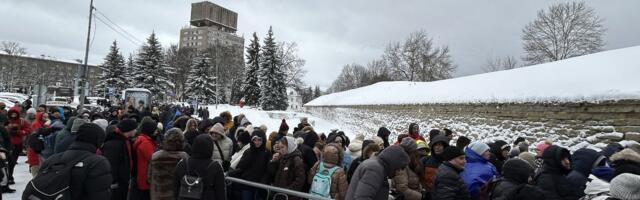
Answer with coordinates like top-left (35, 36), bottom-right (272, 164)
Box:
top-left (305, 100), bottom-right (640, 150)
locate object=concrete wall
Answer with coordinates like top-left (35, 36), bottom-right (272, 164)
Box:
top-left (304, 100), bottom-right (640, 147)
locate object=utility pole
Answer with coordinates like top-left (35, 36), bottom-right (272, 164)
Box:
top-left (78, 0), bottom-right (94, 111)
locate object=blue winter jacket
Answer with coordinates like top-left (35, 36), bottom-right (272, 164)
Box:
top-left (461, 147), bottom-right (498, 197)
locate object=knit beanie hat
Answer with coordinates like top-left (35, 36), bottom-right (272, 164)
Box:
top-left (279, 119), bottom-right (289, 132)
top-left (536, 143), bottom-right (550, 153)
top-left (518, 152), bottom-right (537, 168)
top-left (71, 118), bottom-right (89, 133)
top-left (75, 123), bottom-right (106, 147)
top-left (140, 120), bottom-right (158, 135)
top-left (400, 137), bottom-right (417, 153)
top-left (442, 146), bottom-right (465, 161)
top-left (468, 141), bottom-right (490, 156)
top-left (610, 173), bottom-right (640, 200)
top-left (117, 119), bottom-right (138, 133)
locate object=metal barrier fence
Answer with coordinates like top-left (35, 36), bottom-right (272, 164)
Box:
top-left (225, 177), bottom-right (333, 200)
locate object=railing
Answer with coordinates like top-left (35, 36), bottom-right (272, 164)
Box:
top-left (225, 177), bottom-right (333, 200)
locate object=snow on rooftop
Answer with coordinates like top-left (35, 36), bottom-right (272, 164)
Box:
top-left (307, 46), bottom-right (640, 106)
top-left (0, 51), bottom-right (99, 66)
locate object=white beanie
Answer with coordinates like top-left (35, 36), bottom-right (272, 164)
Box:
top-left (468, 142), bottom-right (490, 156)
top-left (92, 119), bottom-right (109, 131)
top-left (610, 173), bottom-right (640, 200)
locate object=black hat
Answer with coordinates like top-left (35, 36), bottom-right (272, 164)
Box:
top-left (140, 120), bottom-right (157, 135)
top-left (442, 146), bottom-right (465, 161)
top-left (75, 123), bottom-right (106, 147)
top-left (192, 134), bottom-right (214, 159)
top-left (237, 130), bottom-right (251, 145)
top-left (117, 119), bottom-right (138, 133)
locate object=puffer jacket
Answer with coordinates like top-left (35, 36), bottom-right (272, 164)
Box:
top-left (308, 163), bottom-right (348, 200)
top-left (461, 146), bottom-right (499, 197)
top-left (346, 145), bottom-right (410, 200)
top-left (392, 167), bottom-right (423, 200)
top-left (211, 135), bottom-right (233, 163)
top-left (134, 134), bottom-right (156, 190)
top-left (268, 149), bottom-right (306, 200)
top-left (149, 135), bottom-right (189, 200)
top-left (580, 174), bottom-right (610, 200)
top-left (7, 107), bottom-right (30, 145)
top-left (566, 148), bottom-right (605, 197)
top-left (432, 162), bottom-right (471, 200)
top-left (423, 134), bottom-right (449, 190)
top-left (490, 158), bottom-right (544, 200)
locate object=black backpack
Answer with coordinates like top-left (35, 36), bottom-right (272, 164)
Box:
top-left (178, 158), bottom-right (214, 199)
top-left (22, 152), bottom-right (92, 200)
top-left (27, 127), bottom-right (50, 153)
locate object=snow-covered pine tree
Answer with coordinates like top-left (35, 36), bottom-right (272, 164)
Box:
top-left (242, 32), bottom-right (261, 106)
top-left (96, 40), bottom-right (127, 98)
top-left (124, 54), bottom-right (134, 87)
top-left (132, 33), bottom-right (175, 101)
top-left (259, 27), bottom-right (288, 110)
top-left (185, 52), bottom-right (217, 104)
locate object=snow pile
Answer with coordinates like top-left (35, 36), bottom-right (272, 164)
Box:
top-left (307, 46), bottom-right (640, 106)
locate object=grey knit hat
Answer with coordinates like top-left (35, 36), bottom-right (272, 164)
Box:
top-left (468, 141), bottom-right (490, 156)
top-left (71, 118), bottom-right (90, 133)
top-left (400, 137), bottom-right (417, 153)
top-left (610, 173), bottom-right (640, 200)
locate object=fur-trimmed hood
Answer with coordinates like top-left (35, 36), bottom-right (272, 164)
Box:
top-left (611, 149), bottom-right (640, 164)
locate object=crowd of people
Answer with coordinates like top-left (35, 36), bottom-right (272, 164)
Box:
top-left (0, 100), bottom-right (639, 200)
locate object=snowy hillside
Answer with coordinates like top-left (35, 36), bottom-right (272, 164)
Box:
top-left (307, 46), bottom-right (640, 106)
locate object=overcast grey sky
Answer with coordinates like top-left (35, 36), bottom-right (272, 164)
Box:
top-left (1, 0), bottom-right (639, 89)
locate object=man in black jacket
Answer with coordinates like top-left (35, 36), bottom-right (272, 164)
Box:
top-left (101, 119), bottom-right (137, 200)
top-left (36, 123), bottom-right (111, 200)
top-left (432, 146), bottom-right (470, 200)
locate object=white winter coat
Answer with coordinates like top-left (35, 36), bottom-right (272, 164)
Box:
top-left (580, 174), bottom-right (611, 200)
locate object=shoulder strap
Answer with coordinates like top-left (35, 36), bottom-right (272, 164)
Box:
top-left (214, 140), bottom-right (225, 161)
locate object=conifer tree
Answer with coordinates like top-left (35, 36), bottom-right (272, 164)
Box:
top-left (242, 32), bottom-right (261, 106)
top-left (259, 27), bottom-right (288, 110)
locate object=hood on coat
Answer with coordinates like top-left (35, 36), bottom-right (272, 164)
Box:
top-left (584, 174), bottom-right (611, 195)
top-left (601, 143), bottom-right (624, 158)
top-left (250, 128), bottom-right (267, 150)
top-left (610, 149), bottom-right (640, 164)
top-left (429, 134), bottom-right (450, 153)
top-left (542, 145), bottom-right (572, 175)
top-left (490, 140), bottom-right (509, 160)
top-left (34, 112), bottom-right (44, 123)
top-left (281, 136), bottom-right (298, 154)
top-left (240, 115), bottom-right (251, 126)
top-left (192, 134), bottom-right (214, 159)
top-left (378, 145), bottom-right (410, 177)
top-left (302, 130), bottom-right (318, 147)
top-left (502, 158), bottom-right (533, 184)
top-left (571, 148), bottom-right (605, 176)
top-left (7, 107), bottom-right (21, 119)
top-left (465, 146), bottom-right (490, 164)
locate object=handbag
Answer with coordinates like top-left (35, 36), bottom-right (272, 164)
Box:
top-left (179, 158), bottom-right (214, 199)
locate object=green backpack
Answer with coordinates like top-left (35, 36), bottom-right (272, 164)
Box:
top-left (309, 162), bottom-right (339, 198)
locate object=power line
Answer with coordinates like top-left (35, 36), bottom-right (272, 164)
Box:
top-left (93, 14), bottom-right (142, 46)
top-left (93, 8), bottom-right (145, 44)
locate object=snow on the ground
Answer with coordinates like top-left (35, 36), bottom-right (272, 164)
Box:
top-left (206, 105), bottom-right (353, 137)
top-left (307, 46), bottom-right (640, 106)
top-left (5, 156), bottom-right (29, 200)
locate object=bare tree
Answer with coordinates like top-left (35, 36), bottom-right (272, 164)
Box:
top-left (384, 31), bottom-right (455, 82)
top-left (276, 41), bottom-right (307, 88)
top-left (1, 41), bottom-right (27, 56)
top-left (0, 41), bottom-right (27, 91)
top-left (166, 44), bottom-right (196, 100)
top-left (328, 63), bottom-right (368, 93)
top-left (483, 56), bottom-right (519, 72)
top-left (522, 2), bottom-right (606, 65)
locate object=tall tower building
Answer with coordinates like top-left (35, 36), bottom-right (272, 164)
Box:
top-left (179, 1), bottom-right (244, 50)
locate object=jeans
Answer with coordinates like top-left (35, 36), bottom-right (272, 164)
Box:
top-left (8, 143), bottom-right (22, 181)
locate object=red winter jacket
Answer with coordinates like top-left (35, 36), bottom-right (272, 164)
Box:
top-left (27, 112), bottom-right (48, 166)
top-left (31, 112), bottom-right (46, 131)
top-left (134, 134), bottom-right (156, 190)
top-left (7, 107), bottom-right (31, 145)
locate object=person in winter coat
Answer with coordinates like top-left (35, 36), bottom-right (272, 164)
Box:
top-left (377, 127), bottom-right (391, 149)
top-left (183, 118), bottom-right (199, 145)
top-left (346, 145), bottom-right (409, 200)
top-left (456, 136), bottom-right (471, 149)
top-left (423, 134), bottom-right (450, 190)
top-left (102, 119), bottom-right (137, 200)
top-left (392, 138), bottom-right (425, 200)
top-left (408, 123), bottom-right (426, 142)
top-left (230, 128), bottom-right (251, 170)
top-left (489, 140), bottom-right (510, 173)
top-left (534, 142), bottom-right (551, 174)
top-left (308, 143), bottom-right (348, 200)
top-left (6, 107), bottom-right (30, 184)
top-left (461, 142), bottom-right (498, 198)
top-left (608, 173), bottom-right (640, 200)
top-left (299, 128), bottom-right (319, 178)
top-left (535, 145), bottom-right (577, 200)
top-left (209, 123), bottom-right (233, 170)
top-left (228, 128), bottom-right (271, 200)
top-left (327, 131), bottom-right (352, 171)
top-left (490, 158), bottom-right (545, 200)
top-left (132, 120), bottom-right (158, 200)
top-left (30, 123), bottom-right (111, 200)
top-left (53, 117), bottom-right (86, 154)
top-left (27, 111), bottom-right (48, 177)
top-left (432, 146), bottom-right (470, 200)
top-left (174, 134), bottom-right (226, 200)
top-left (566, 148), bottom-right (606, 197)
top-left (149, 128), bottom-right (189, 200)
top-left (347, 133), bottom-right (365, 159)
top-left (347, 142), bottom-right (380, 182)
top-left (220, 111), bottom-right (233, 130)
top-left (610, 149), bottom-right (640, 176)
top-left (265, 136), bottom-right (305, 200)
top-left (581, 174), bottom-right (612, 200)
